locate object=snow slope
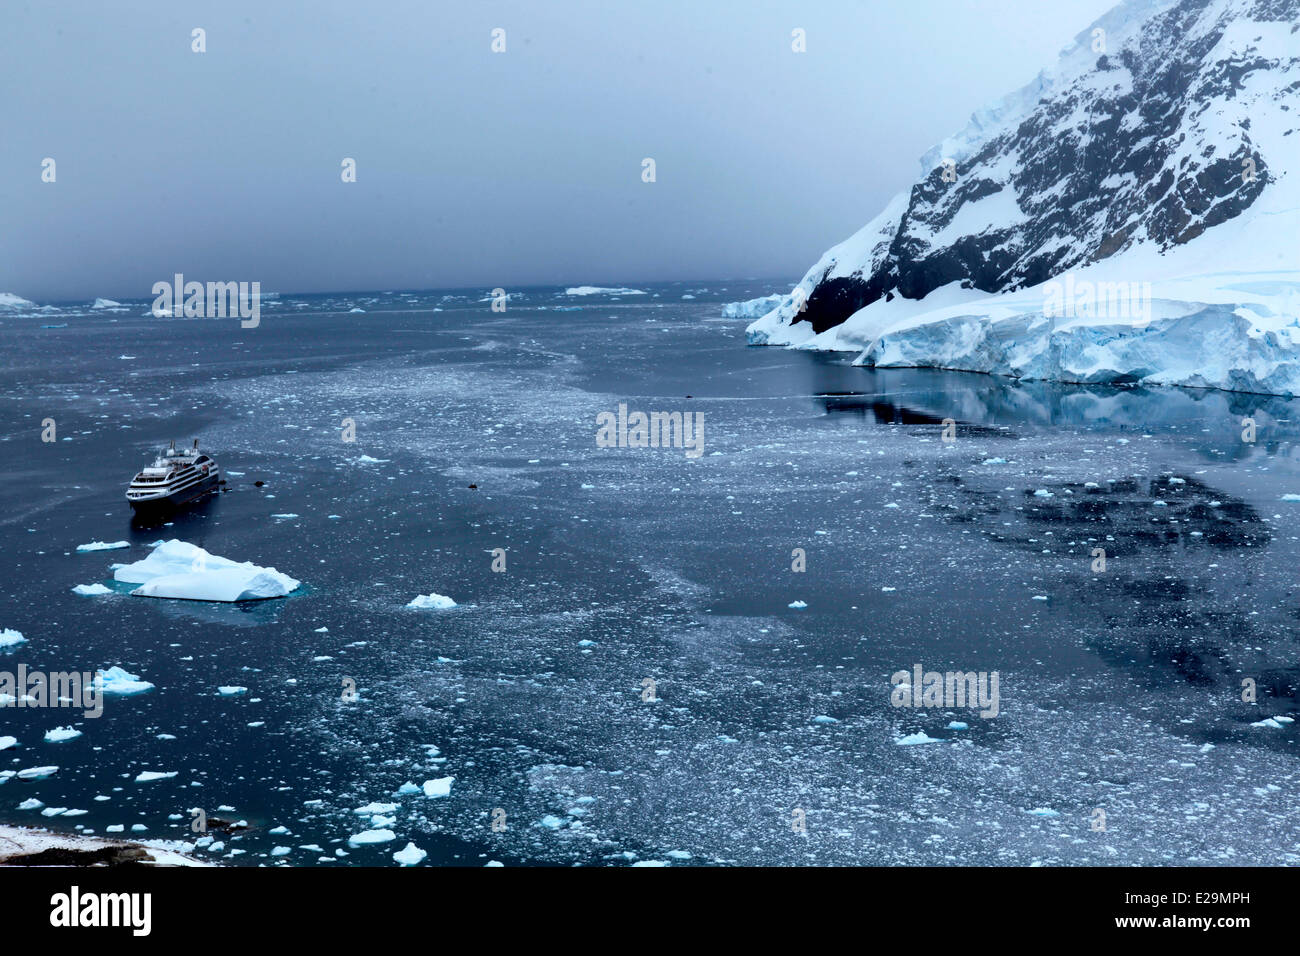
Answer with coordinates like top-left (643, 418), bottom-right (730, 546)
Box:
top-left (749, 0), bottom-right (1300, 395)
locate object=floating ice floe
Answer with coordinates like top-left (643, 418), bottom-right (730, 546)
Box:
top-left (0, 737), bottom-right (16, 751)
top-left (44, 727), bottom-right (82, 743)
top-left (217, 686), bottom-right (248, 697)
top-left (407, 593), bottom-right (457, 610)
top-left (94, 666), bottom-right (155, 696)
top-left (348, 828), bottom-right (396, 846)
top-left (17, 766), bottom-right (58, 780)
top-left (1282, 494), bottom-right (1300, 502)
top-left (422, 777), bottom-right (453, 798)
top-left (76, 540), bottom-right (130, 552)
top-left (1026, 808), bottom-right (1060, 817)
top-left (0, 628), bottom-right (26, 650)
top-left (353, 802), bottom-right (398, 816)
top-left (114, 539), bottom-right (301, 602)
top-left (134, 771), bottom-right (178, 783)
top-left (787, 600), bottom-right (807, 609)
top-left (1251, 716), bottom-right (1294, 729)
top-left (895, 732), bottom-right (942, 746)
top-left (72, 583), bottom-right (113, 596)
top-left (393, 842), bottom-right (426, 866)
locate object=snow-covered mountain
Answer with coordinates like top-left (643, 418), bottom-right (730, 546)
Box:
top-left (749, 0), bottom-right (1300, 395)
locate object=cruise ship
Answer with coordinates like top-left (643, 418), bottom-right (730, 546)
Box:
top-left (125, 440), bottom-right (221, 513)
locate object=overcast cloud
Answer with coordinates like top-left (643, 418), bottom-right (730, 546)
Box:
top-left (0, 0), bottom-right (1117, 301)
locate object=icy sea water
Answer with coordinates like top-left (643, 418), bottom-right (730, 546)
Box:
top-left (2, 283), bottom-right (1299, 866)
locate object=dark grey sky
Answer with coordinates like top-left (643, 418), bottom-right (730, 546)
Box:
top-left (1, 0), bottom-right (1116, 301)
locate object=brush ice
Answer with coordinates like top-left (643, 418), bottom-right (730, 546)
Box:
top-left (114, 539), bottom-right (300, 602)
top-left (407, 593), bottom-right (457, 610)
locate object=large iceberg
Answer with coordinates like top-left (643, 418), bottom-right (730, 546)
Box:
top-left (113, 540), bottom-right (301, 602)
top-left (0, 293), bottom-right (35, 310)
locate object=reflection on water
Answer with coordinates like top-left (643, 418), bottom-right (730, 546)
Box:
top-left (804, 354), bottom-right (1300, 460)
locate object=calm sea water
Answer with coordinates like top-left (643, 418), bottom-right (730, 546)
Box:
top-left (1, 282), bottom-right (1298, 865)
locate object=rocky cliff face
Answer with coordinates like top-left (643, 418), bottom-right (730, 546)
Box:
top-left (750, 0), bottom-right (1299, 347)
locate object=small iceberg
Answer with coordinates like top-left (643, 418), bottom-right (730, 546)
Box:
top-left (217, 686), bottom-right (248, 697)
top-left (72, 583), bottom-right (112, 596)
top-left (0, 628), bottom-right (26, 650)
top-left (721, 294), bottom-right (784, 319)
top-left (76, 540), bottom-right (130, 552)
top-left (114, 539), bottom-right (300, 602)
top-left (348, 828), bottom-right (396, 846)
top-left (44, 727), bottom-right (82, 743)
top-left (564, 286), bottom-right (646, 296)
top-left (0, 736), bottom-right (16, 751)
top-left (407, 593), bottom-right (457, 610)
top-left (787, 600), bottom-right (807, 609)
top-left (94, 666), bottom-right (155, 697)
